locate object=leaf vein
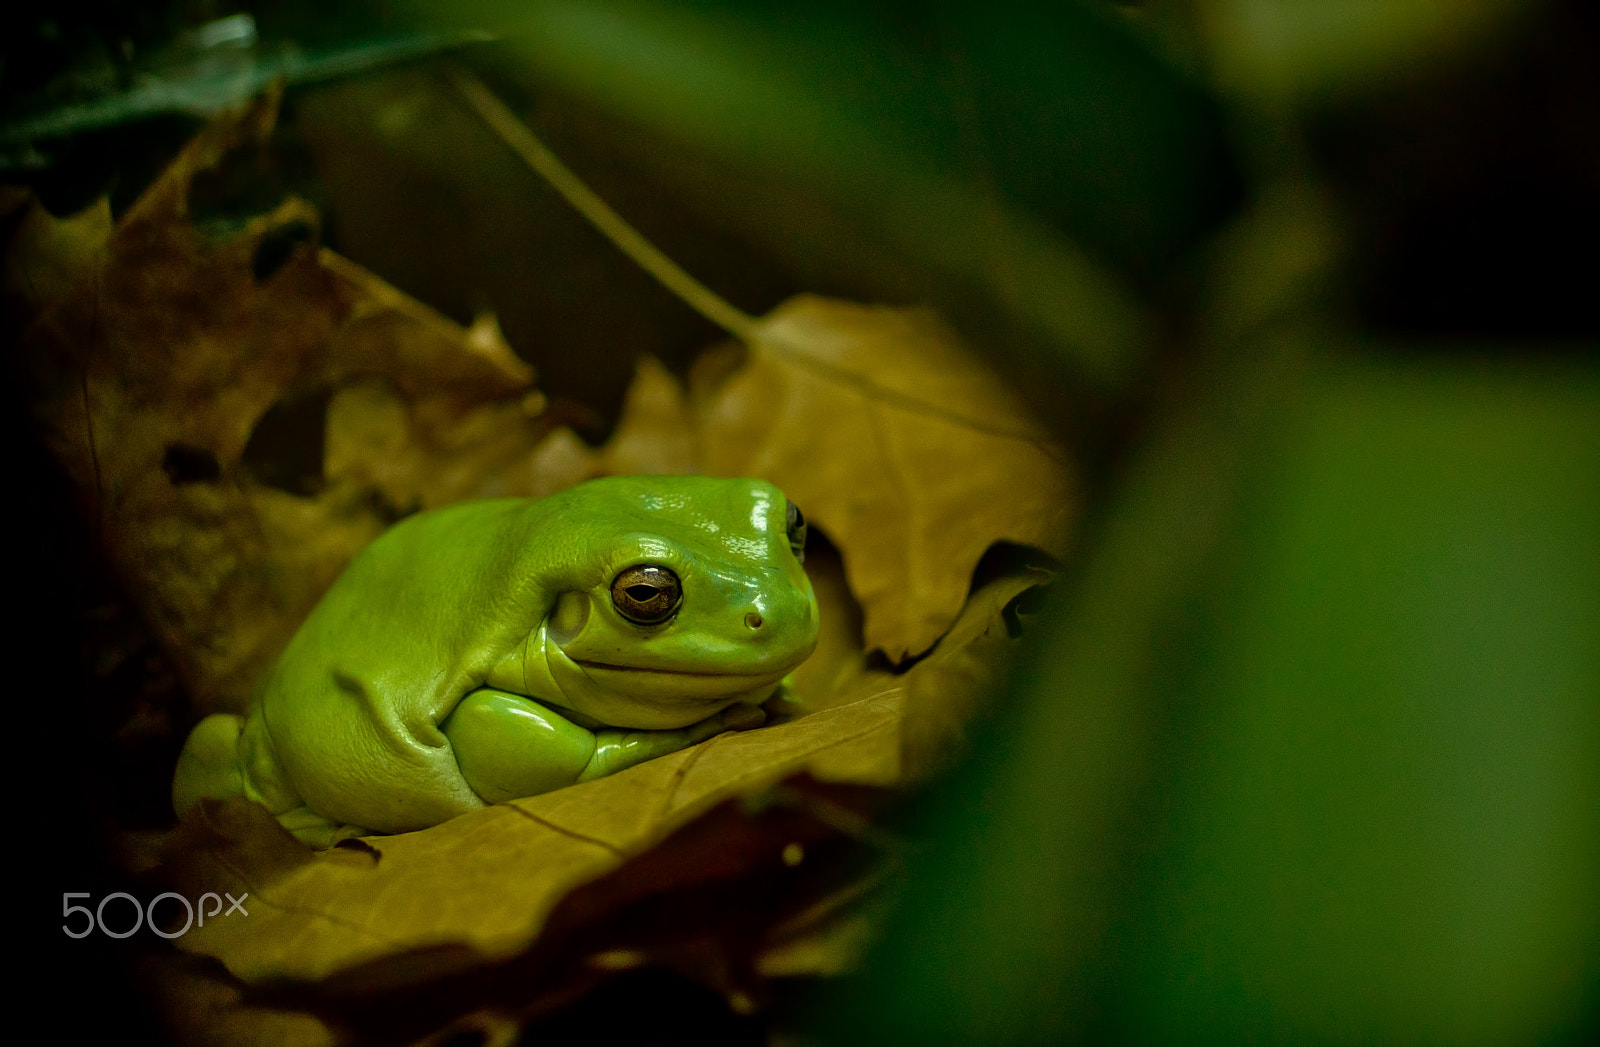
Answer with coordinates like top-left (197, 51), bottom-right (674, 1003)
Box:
top-left (502, 804), bottom-right (626, 856)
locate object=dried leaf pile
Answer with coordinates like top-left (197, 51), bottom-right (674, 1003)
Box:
top-left (9, 96), bottom-right (1071, 1045)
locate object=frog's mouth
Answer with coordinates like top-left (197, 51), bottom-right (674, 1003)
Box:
top-left (548, 653), bottom-right (790, 728)
top-left (570, 658), bottom-right (789, 698)
top-left (571, 659), bottom-right (779, 680)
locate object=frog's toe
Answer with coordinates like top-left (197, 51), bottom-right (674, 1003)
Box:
top-left (720, 702), bottom-right (767, 731)
top-left (173, 713), bottom-right (247, 818)
top-left (277, 805), bottom-right (374, 848)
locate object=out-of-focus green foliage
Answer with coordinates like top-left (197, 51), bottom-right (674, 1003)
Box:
top-left (400, 0), bottom-right (1244, 384)
top-left (1194, 0), bottom-right (1531, 103)
top-left (13, 0), bottom-right (1597, 1042)
top-left (1113, 363), bottom-right (1600, 1043)
top-left (806, 1), bottom-right (1600, 1041)
top-left (843, 353), bottom-right (1600, 1042)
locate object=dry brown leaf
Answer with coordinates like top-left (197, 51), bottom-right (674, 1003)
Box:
top-left (753, 847), bottom-right (897, 980)
top-left (897, 566), bottom-right (1055, 781)
top-left (695, 295), bottom-right (1074, 662)
top-left (140, 953), bottom-right (338, 1047)
top-left (16, 95), bottom-right (1070, 1043)
top-left (595, 354), bottom-right (700, 475)
top-left (154, 778), bottom-right (892, 1043)
top-left (14, 95), bottom-right (577, 714)
top-left (756, 891), bottom-right (885, 980)
top-left (784, 534), bottom-right (894, 717)
top-left (741, 566), bottom-right (1055, 980)
top-left (155, 558), bottom-right (1043, 999)
top-left (1, 190), bottom-right (113, 325)
top-left (169, 689), bottom-right (901, 984)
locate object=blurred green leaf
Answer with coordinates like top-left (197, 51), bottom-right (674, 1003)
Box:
top-left (497, 0), bottom-right (1159, 383)
top-left (1196, 0), bottom-right (1540, 104)
top-left (837, 355), bottom-right (1600, 1042)
top-left (409, 0), bottom-right (1246, 384)
top-left (1113, 362), bottom-right (1600, 1043)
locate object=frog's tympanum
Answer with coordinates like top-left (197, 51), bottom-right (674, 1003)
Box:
top-left (172, 476), bottom-right (819, 846)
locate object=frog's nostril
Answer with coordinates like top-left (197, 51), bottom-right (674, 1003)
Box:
top-left (744, 611), bottom-right (764, 630)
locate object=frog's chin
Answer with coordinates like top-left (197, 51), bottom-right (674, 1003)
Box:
top-left (549, 656), bottom-right (790, 730)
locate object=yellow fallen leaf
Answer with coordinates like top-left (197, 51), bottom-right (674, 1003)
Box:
top-left (785, 533), bottom-right (893, 717)
top-left (897, 564), bottom-right (1055, 781)
top-left (139, 953), bottom-right (337, 1047)
top-left (695, 294), bottom-right (1074, 662)
top-left (171, 689), bottom-right (901, 984)
top-left (154, 556), bottom-right (1043, 1003)
top-left (755, 850), bottom-right (897, 979)
top-left (14, 93), bottom-right (1072, 1043)
top-left (1, 190), bottom-right (113, 326)
top-left (15, 96), bottom-right (572, 715)
top-left (596, 354), bottom-right (700, 476)
top-left (757, 889), bottom-right (887, 980)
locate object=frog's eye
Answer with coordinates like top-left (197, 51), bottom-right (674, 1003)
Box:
top-left (785, 499), bottom-right (807, 564)
top-left (611, 564), bottom-right (683, 624)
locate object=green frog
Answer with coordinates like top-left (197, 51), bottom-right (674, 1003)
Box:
top-left (172, 476), bottom-right (818, 846)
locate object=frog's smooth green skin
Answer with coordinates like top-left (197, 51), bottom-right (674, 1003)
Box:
top-left (172, 476), bottom-right (819, 845)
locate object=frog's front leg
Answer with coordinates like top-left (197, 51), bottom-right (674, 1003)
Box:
top-left (442, 689), bottom-right (763, 803)
top-left (581, 701), bottom-right (765, 782)
top-left (442, 690), bottom-right (594, 803)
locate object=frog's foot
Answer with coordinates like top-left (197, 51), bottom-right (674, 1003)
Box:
top-left (276, 806), bottom-right (374, 848)
top-left (172, 713), bottom-right (248, 818)
top-left (445, 690), bottom-right (768, 801)
top-left (579, 702), bottom-right (766, 781)
top-left (444, 689), bottom-right (602, 804)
